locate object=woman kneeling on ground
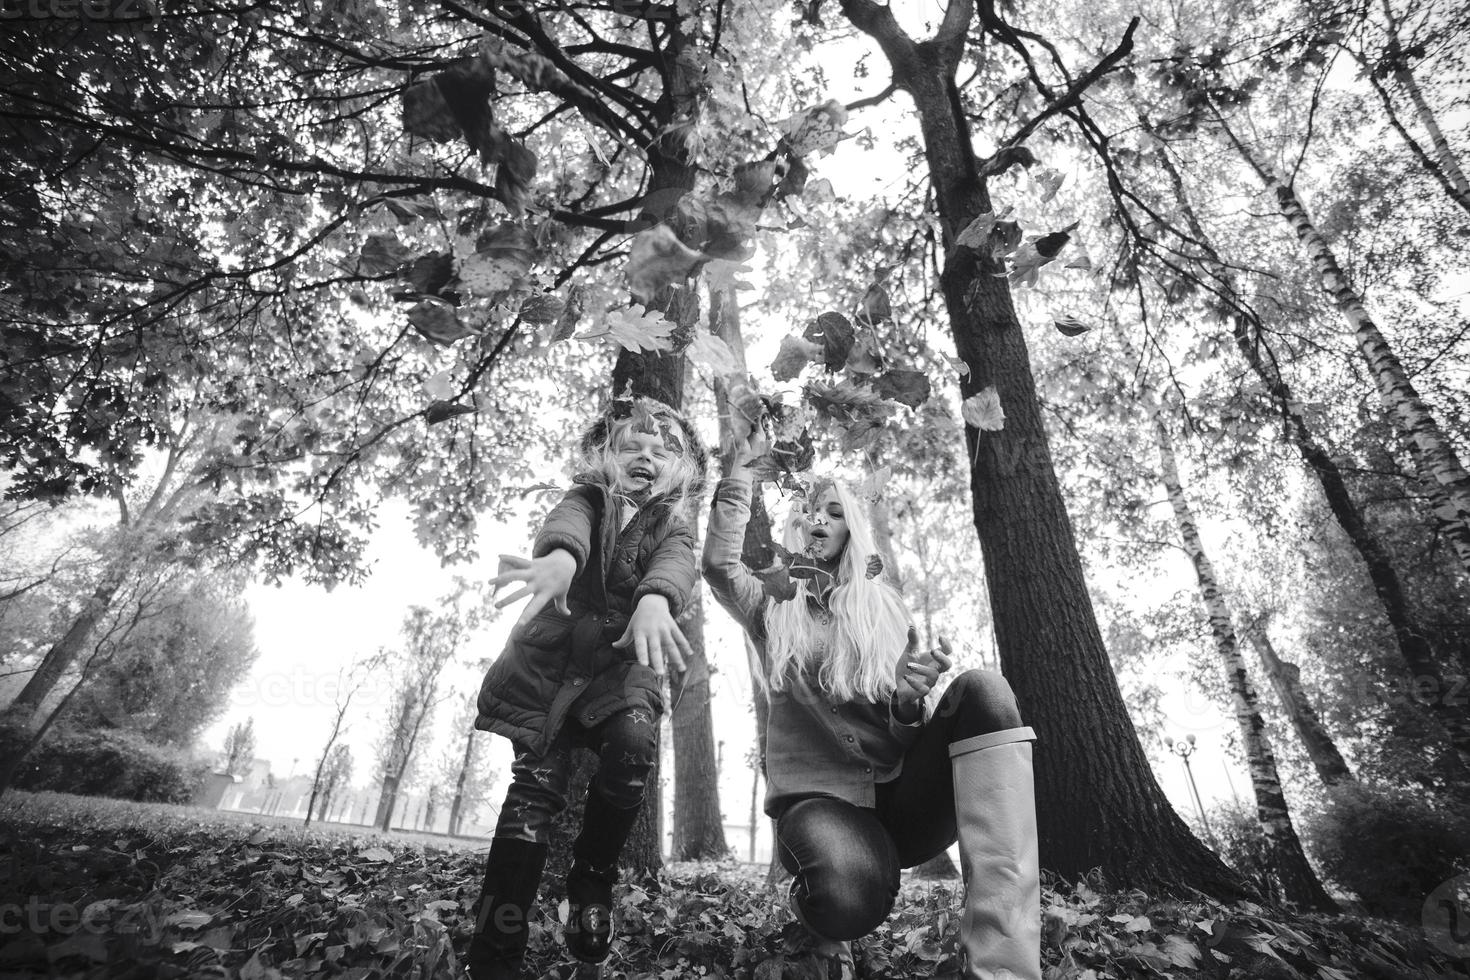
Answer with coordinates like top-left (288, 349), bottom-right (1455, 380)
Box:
top-left (701, 431), bottom-right (1041, 980)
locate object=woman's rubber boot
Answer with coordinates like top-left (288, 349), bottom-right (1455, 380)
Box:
top-left (949, 727), bottom-right (1042, 980)
top-left (465, 837), bottom-right (548, 980)
top-left (565, 785), bottom-right (640, 965)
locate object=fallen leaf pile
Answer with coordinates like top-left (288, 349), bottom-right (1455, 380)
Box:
top-left (1, 791), bottom-right (1464, 980)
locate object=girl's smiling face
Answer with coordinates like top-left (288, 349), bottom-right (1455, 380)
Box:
top-left (803, 486), bottom-right (850, 564)
top-left (614, 429), bottom-right (670, 497)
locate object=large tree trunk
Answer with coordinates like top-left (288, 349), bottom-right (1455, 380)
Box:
top-left (1247, 629), bottom-right (1354, 787)
top-left (670, 585), bottom-right (729, 859)
top-left (1156, 416), bottom-right (1336, 911)
top-left (840, 0), bottom-right (1247, 897)
top-left (1148, 137), bottom-right (1470, 777)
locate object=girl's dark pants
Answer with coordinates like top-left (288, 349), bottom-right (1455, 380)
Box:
top-left (775, 669), bottom-right (1024, 942)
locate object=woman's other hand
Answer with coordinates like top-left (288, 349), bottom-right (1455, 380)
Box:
top-left (894, 628), bottom-right (953, 705)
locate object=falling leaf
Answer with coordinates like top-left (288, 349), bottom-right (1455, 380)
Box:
top-left (858, 283), bottom-right (892, 325)
top-left (408, 300), bottom-right (474, 346)
top-left (518, 293), bottom-right (564, 324)
top-left (579, 304), bottom-right (674, 353)
top-left (1054, 316), bottom-right (1091, 336)
top-left (426, 401), bottom-right (476, 425)
top-left (844, 337), bottom-right (883, 375)
top-left (405, 251), bottom-right (456, 298)
top-left (803, 178), bottom-right (836, 203)
top-left (771, 334), bottom-right (822, 382)
top-left (961, 387), bottom-right (1005, 431)
top-left (803, 311), bottom-right (855, 371)
top-left (627, 225), bottom-right (705, 302)
top-left (1034, 167), bottom-right (1066, 202)
top-left (944, 353), bottom-right (972, 379)
top-left (400, 77), bottom-right (462, 143)
top-left (780, 99), bottom-right (849, 157)
top-left (955, 210), bottom-right (1002, 252)
top-left (873, 369), bottom-right (931, 408)
top-left (1065, 254), bottom-right (1094, 271)
top-left (548, 285), bottom-right (586, 344)
top-left (805, 378), bottom-right (890, 423)
top-left (704, 257), bottom-right (754, 292)
top-left (457, 222), bottom-right (537, 296)
top-left (359, 233), bottom-right (413, 275)
top-left (686, 332), bottom-right (739, 378)
top-left (423, 370), bottom-right (456, 400)
top-left (457, 249), bottom-right (531, 296)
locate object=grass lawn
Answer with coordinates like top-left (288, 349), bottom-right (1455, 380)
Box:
top-left (1, 789), bottom-right (1465, 979)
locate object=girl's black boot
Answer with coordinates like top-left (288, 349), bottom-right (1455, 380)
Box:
top-left (466, 837), bottom-right (548, 980)
top-left (564, 786), bottom-right (641, 964)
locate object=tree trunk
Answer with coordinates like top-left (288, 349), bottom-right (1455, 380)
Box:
top-left (1370, 0), bottom-right (1470, 214)
top-left (1221, 125), bottom-right (1470, 576)
top-left (375, 773), bottom-right (399, 831)
top-left (4, 566), bottom-right (127, 724)
top-left (1148, 135), bottom-right (1470, 776)
top-left (1247, 629), bottom-right (1354, 787)
top-left (838, 0), bottom-right (1247, 897)
top-left (1156, 415), bottom-right (1336, 911)
top-left (671, 584), bottom-right (729, 859)
top-left (449, 729), bottom-right (475, 837)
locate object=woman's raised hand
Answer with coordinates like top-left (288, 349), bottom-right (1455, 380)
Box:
top-left (489, 550), bottom-right (576, 627)
top-left (894, 628), bottom-right (953, 704)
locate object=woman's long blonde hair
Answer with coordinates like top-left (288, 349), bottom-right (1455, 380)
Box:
top-left (763, 480), bottom-right (913, 703)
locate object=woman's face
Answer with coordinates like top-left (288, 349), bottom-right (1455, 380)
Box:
top-left (802, 486), bottom-right (850, 564)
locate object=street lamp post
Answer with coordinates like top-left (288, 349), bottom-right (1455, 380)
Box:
top-left (1164, 733), bottom-right (1214, 844)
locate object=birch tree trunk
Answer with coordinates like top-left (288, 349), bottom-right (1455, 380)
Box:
top-left (1149, 135), bottom-right (1470, 775)
top-left (1246, 628), bottom-right (1354, 787)
top-left (1370, 0), bottom-right (1470, 214)
top-left (1155, 415), bottom-right (1336, 911)
top-left (839, 0), bottom-right (1247, 898)
top-left (1219, 123), bottom-right (1470, 578)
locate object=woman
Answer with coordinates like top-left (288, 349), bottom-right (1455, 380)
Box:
top-left (701, 434), bottom-right (1040, 980)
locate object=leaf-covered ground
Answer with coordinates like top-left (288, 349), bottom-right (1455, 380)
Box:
top-left (1, 791), bottom-right (1465, 979)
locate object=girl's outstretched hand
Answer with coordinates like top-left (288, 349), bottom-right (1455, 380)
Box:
top-left (895, 628), bottom-right (953, 704)
top-left (490, 550), bottom-right (576, 627)
top-left (613, 594), bottom-right (692, 678)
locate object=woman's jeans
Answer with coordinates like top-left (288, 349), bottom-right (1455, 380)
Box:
top-left (775, 670), bottom-right (1023, 942)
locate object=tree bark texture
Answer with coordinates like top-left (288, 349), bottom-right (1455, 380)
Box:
top-left (670, 585), bottom-right (730, 859)
top-left (1247, 629), bottom-right (1354, 787)
top-left (449, 729), bottom-right (476, 837)
top-left (1241, 152), bottom-right (1470, 578)
top-left (1150, 141), bottom-right (1470, 776)
top-left (1155, 416), bottom-right (1336, 911)
top-left (1374, 0), bottom-right (1470, 214)
top-left (5, 567), bottom-right (126, 725)
top-left (838, 0), bottom-right (1248, 898)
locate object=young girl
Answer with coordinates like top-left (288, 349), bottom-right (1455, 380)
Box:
top-left (702, 433), bottom-right (1041, 980)
top-left (467, 397), bottom-right (707, 980)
